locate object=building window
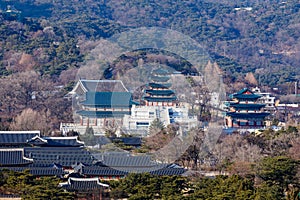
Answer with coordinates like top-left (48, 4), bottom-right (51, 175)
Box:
top-left (136, 122), bottom-right (149, 126)
top-left (149, 112), bottom-right (154, 118)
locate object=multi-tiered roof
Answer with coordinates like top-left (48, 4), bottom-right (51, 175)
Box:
top-left (225, 88), bottom-right (270, 129)
top-left (143, 68), bottom-right (176, 106)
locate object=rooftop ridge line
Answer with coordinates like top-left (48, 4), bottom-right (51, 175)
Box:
top-left (0, 148), bottom-right (24, 151)
top-left (0, 131), bottom-right (40, 134)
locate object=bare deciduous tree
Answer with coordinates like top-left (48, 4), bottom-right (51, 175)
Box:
top-left (0, 70), bottom-right (72, 130)
top-left (10, 108), bottom-right (49, 134)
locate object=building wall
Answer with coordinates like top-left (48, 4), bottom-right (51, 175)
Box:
top-left (122, 105), bottom-right (198, 135)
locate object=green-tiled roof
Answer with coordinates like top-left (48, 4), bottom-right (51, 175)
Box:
top-left (236, 88), bottom-right (257, 95)
top-left (152, 68), bottom-right (169, 75)
top-left (226, 112), bottom-right (270, 119)
top-left (145, 89), bottom-right (175, 96)
top-left (148, 82), bottom-right (172, 88)
top-left (81, 92), bottom-right (135, 108)
top-left (230, 94), bottom-right (261, 99)
top-left (151, 75), bottom-right (170, 82)
top-left (229, 88), bottom-right (261, 100)
top-left (143, 96), bottom-right (177, 102)
top-left (76, 110), bottom-right (130, 118)
top-left (229, 103), bottom-right (265, 110)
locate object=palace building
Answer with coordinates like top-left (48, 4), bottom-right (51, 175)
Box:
top-left (0, 131), bottom-right (186, 178)
top-left (0, 131), bottom-right (186, 198)
top-left (122, 68), bottom-right (198, 135)
top-left (225, 88), bottom-right (270, 131)
top-left (69, 79), bottom-right (138, 135)
top-left (143, 68), bottom-right (177, 106)
top-left (65, 70), bottom-right (199, 136)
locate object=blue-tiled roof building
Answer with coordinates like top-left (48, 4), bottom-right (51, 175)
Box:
top-left (225, 88), bottom-right (270, 130)
top-left (70, 79), bottom-right (136, 135)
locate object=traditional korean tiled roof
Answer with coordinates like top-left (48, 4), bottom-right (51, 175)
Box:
top-left (42, 136), bottom-right (84, 147)
top-left (83, 80), bottom-right (127, 92)
top-left (98, 154), bottom-right (156, 167)
top-left (145, 89), bottom-right (175, 96)
top-left (92, 153), bottom-right (186, 174)
top-left (0, 167), bottom-right (67, 176)
top-left (151, 75), bottom-right (170, 83)
top-left (0, 131), bottom-right (40, 146)
top-left (81, 92), bottom-right (135, 108)
top-left (111, 164), bottom-right (172, 173)
top-left (150, 168), bottom-right (187, 176)
top-left (59, 177), bottom-right (109, 192)
top-left (76, 110), bottom-right (130, 118)
top-left (0, 149), bottom-right (33, 166)
top-left (149, 163), bottom-right (187, 175)
top-left (143, 96), bottom-right (177, 102)
top-left (226, 112), bottom-right (270, 119)
top-left (26, 135), bottom-right (47, 146)
top-left (24, 147), bottom-right (96, 167)
top-left (27, 136), bottom-right (84, 147)
top-left (81, 166), bottom-right (128, 176)
top-left (230, 94), bottom-right (261, 100)
top-left (148, 82), bottom-right (172, 89)
top-left (229, 88), bottom-right (261, 100)
top-left (72, 79), bottom-right (128, 93)
top-left (109, 137), bottom-right (142, 147)
top-left (229, 103), bottom-right (266, 110)
top-left (80, 161), bottom-right (186, 175)
top-left (152, 68), bottom-right (170, 75)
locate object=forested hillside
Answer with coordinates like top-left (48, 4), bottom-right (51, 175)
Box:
top-left (1, 0), bottom-right (299, 86)
top-left (0, 0), bottom-right (299, 129)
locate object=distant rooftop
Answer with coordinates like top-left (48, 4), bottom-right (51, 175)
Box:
top-left (229, 88), bottom-right (261, 100)
top-left (81, 91), bottom-right (135, 108)
top-left (0, 149), bottom-right (33, 166)
top-left (0, 131), bottom-right (40, 146)
top-left (59, 177), bottom-right (109, 192)
top-left (70, 79), bottom-right (129, 95)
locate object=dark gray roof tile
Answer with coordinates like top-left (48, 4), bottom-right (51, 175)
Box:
top-left (59, 177), bottom-right (109, 192)
top-left (0, 167), bottom-right (67, 176)
top-left (0, 131), bottom-right (40, 146)
top-left (24, 147), bottom-right (95, 167)
top-left (0, 149), bottom-right (33, 166)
